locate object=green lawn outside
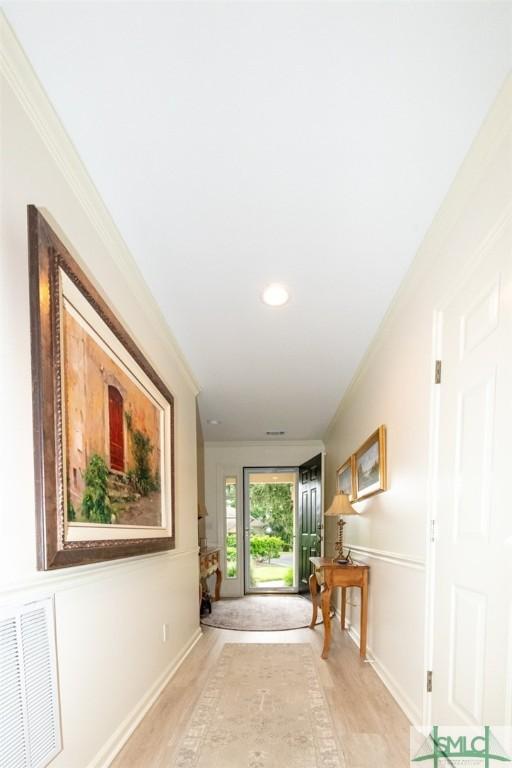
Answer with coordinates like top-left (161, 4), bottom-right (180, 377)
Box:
top-left (250, 560), bottom-right (293, 586)
top-left (251, 564), bottom-right (286, 583)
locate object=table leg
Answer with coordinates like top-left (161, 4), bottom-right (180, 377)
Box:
top-left (341, 587), bottom-right (347, 630)
top-left (214, 566), bottom-right (222, 601)
top-left (308, 573), bottom-right (318, 629)
top-left (360, 570), bottom-right (368, 659)
top-left (321, 585), bottom-right (332, 660)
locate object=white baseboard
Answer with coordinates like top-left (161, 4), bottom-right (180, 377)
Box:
top-left (335, 609), bottom-right (421, 725)
top-left (86, 627), bottom-right (203, 768)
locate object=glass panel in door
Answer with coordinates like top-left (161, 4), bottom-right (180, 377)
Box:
top-left (244, 469), bottom-right (298, 593)
top-left (225, 477), bottom-right (237, 578)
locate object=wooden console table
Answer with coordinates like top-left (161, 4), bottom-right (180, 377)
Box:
top-left (309, 557), bottom-right (369, 660)
top-left (199, 547), bottom-right (222, 602)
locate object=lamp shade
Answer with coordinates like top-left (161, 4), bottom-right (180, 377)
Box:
top-left (325, 491), bottom-right (357, 517)
top-left (198, 502), bottom-right (208, 518)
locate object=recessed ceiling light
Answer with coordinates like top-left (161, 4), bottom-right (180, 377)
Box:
top-left (207, 419), bottom-right (221, 425)
top-left (262, 283), bottom-right (289, 307)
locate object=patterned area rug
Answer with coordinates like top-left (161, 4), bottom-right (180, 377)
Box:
top-left (173, 644), bottom-right (344, 768)
top-left (200, 595), bottom-right (322, 631)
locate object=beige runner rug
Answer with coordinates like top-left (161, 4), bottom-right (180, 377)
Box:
top-left (172, 644), bottom-right (344, 768)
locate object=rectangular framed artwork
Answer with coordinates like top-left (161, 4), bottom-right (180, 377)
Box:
top-left (336, 455), bottom-right (356, 501)
top-left (28, 206), bottom-right (175, 569)
top-left (354, 425), bottom-right (387, 500)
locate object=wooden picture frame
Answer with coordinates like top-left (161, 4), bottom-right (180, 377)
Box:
top-left (28, 206), bottom-right (175, 569)
top-left (336, 455), bottom-right (356, 502)
top-left (354, 426), bottom-right (387, 500)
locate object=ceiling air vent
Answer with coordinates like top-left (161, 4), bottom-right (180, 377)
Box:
top-left (266, 431), bottom-right (285, 436)
top-left (0, 597), bottom-right (62, 768)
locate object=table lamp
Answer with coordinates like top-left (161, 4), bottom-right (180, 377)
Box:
top-left (197, 502), bottom-right (208, 519)
top-left (325, 491), bottom-right (357, 563)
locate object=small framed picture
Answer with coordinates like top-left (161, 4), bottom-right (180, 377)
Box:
top-left (336, 456), bottom-right (356, 501)
top-left (354, 426), bottom-right (387, 500)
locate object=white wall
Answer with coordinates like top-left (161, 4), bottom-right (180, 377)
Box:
top-left (204, 441), bottom-right (323, 596)
top-left (0, 18), bottom-right (200, 768)
top-left (323, 75), bottom-right (512, 724)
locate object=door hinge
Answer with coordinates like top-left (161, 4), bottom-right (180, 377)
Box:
top-left (430, 519), bottom-right (436, 543)
top-left (427, 670), bottom-right (433, 693)
top-left (435, 360), bottom-right (442, 384)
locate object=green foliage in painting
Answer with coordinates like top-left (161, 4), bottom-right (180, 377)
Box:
top-left (82, 454), bottom-right (112, 524)
top-left (249, 483), bottom-right (294, 548)
top-left (67, 496), bottom-right (76, 522)
top-left (125, 411), bottom-right (159, 496)
top-left (250, 535), bottom-right (284, 563)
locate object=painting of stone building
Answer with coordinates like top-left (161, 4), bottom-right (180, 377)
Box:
top-left (63, 305), bottom-right (162, 526)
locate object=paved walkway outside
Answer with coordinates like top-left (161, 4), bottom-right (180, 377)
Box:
top-left (269, 552), bottom-right (293, 567)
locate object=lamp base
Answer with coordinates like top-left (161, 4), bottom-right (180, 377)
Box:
top-left (334, 519), bottom-right (344, 558)
top-left (332, 549), bottom-right (353, 565)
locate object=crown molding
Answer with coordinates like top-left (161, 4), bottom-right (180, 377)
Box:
top-left (0, 12), bottom-right (200, 396)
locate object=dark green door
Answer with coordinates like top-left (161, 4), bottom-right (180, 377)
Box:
top-left (298, 454), bottom-right (322, 593)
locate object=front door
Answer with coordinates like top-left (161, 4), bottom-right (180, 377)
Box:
top-left (298, 454), bottom-right (322, 593)
top-left (244, 468), bottom-right (298, 593)
top-left (431, 217), bottom-right (512, 724)
top-left (108, 385), bottom-right (124, 472)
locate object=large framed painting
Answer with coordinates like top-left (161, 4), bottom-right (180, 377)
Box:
top-left (354, 426), bottom-right (387, 500)
top-left (336, 455), bottom-right (356, 501)
top-left (28, 206), bottom-right (175, 569)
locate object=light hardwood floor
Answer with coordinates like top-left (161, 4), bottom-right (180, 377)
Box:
top-left (111, 621), bottom-right (411, 767)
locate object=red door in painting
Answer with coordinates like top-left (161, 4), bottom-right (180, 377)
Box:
top-left (108, 386), bottom-right (124, 472)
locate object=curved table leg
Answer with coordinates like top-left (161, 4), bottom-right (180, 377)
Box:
top-left (214, 566), bottom-right (222, 601)
top-left (308, 572), bottom-right (318, 629)
top-left (321, 584), bottom-right (332, 660)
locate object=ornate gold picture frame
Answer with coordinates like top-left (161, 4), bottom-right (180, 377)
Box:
top-left (28, 206), bottom-right (175, 569)
top-left (336, 455), bottom-right (356, 501)
top-left (354, 425), bottom-right (387, 500)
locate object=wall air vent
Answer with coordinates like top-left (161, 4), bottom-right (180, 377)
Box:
top-left (266, 431), bottom-right (286, 436)
top-left (0, 597), bottom-right (62, 768)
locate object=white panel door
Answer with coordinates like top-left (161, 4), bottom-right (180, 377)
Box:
top-left (432, 215), bottom-right (512, 724)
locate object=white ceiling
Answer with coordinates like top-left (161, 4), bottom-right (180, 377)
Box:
top-left (4, 2), bottom-right (511, 441)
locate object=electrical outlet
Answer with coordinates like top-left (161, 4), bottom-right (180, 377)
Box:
top-left (162, 623), bottom-right (169, 643)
